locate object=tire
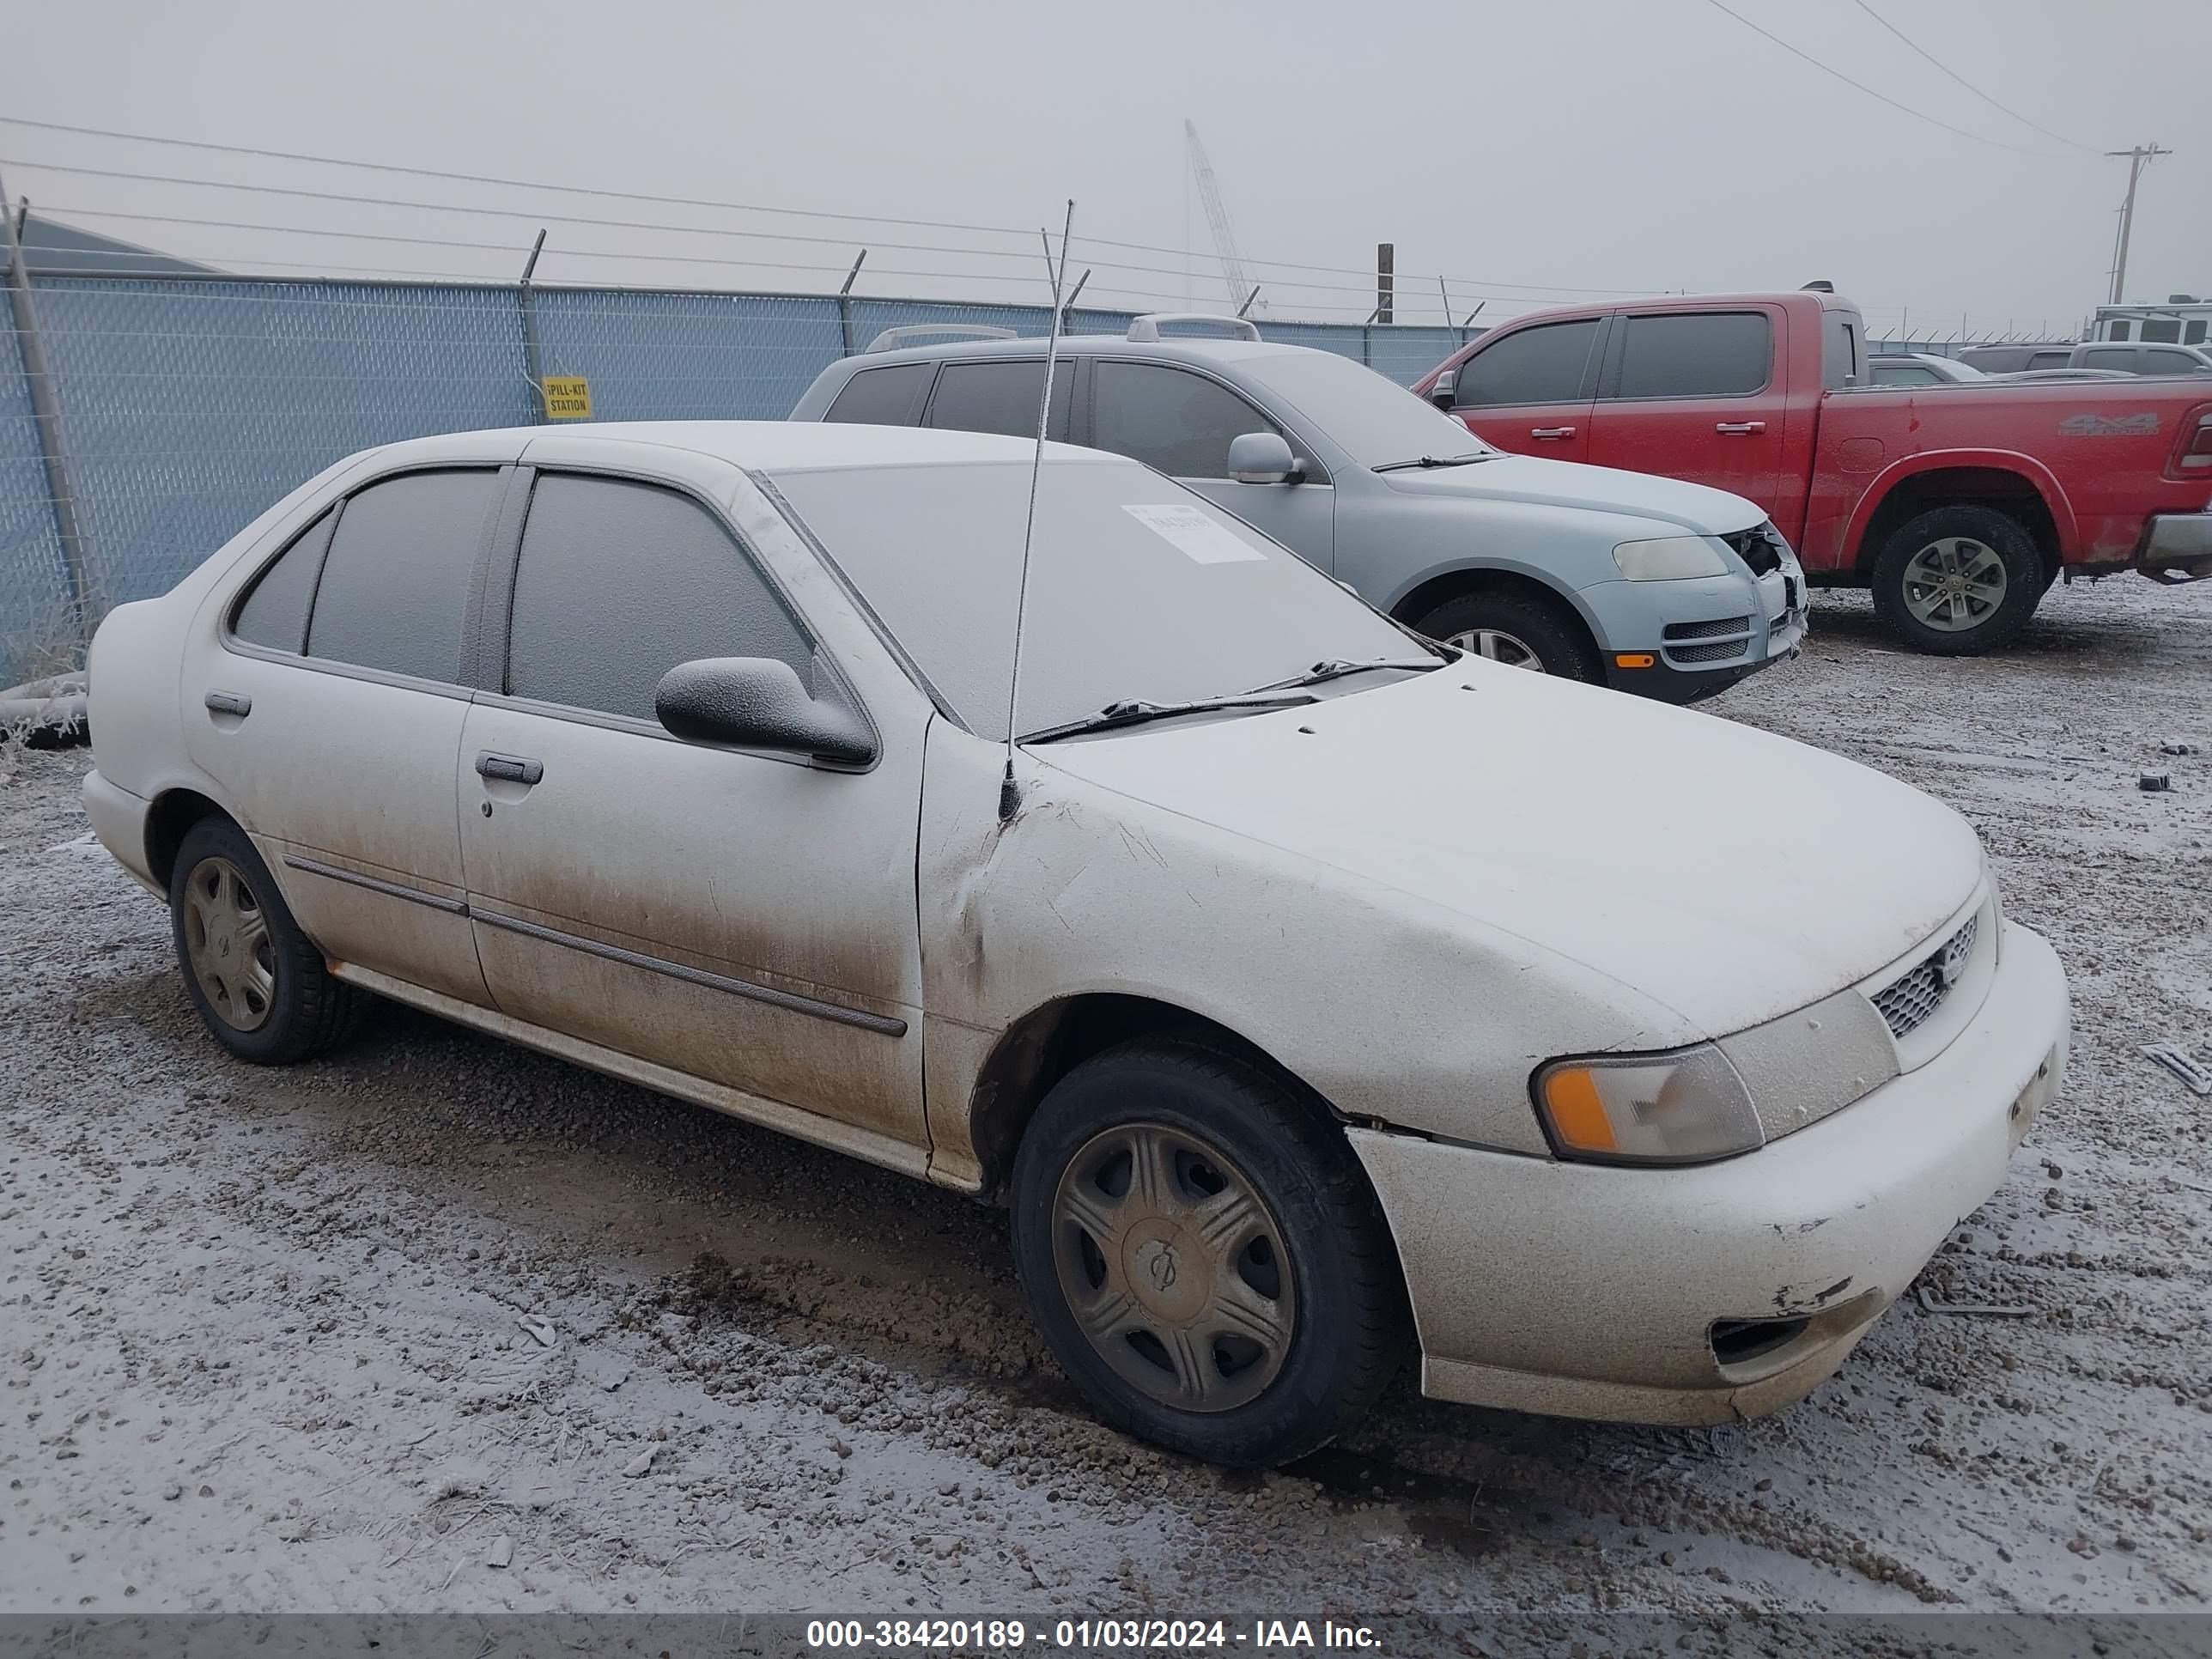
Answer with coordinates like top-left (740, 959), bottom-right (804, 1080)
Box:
top-left (1408, 590), bottom-right (1600, 681)
top-left (168, 816), bottom-right (362, 1064)
top-left (1869, 505), bottom-right (2045, 655)
top-left (1009, 1038), bottom-right (1410, 1468)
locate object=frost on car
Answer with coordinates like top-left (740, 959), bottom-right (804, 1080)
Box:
top-left (82, 420), bottom-right (2069, 1468)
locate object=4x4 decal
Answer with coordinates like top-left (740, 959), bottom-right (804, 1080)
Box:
top-left (2059, 411), bottom-right (2161, 437)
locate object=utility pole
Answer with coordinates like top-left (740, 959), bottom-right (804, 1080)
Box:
top-left (2105, 143), bottom-right (2171, 306)
top-left (1376, 242), bottom-right (1394, 325)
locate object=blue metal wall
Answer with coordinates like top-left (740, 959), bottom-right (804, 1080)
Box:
top-left (0, 274), bottom-right (1479, 684)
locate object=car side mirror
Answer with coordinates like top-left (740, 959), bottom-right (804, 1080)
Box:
top-left (1226, 430), bottom-right (1300, 484)
top-left (654, 657), bottom-right (876, 767)
top-left (1429, 368), bottom-right (1457, 409)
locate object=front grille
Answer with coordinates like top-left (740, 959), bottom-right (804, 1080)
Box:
top-left (1664, 615), bottom-right (1752, 641)
top-left (1871, 913), bottom-right (1980, 1039)
top-left (1668, 638), bottom-right (1749, 664)
top-left (1771, 612), bottom-right (1790, 629)
top-left (1723, 523), bottom-right (1785, 576)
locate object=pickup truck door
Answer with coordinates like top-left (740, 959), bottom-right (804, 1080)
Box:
top-left (1584, 307), bottom-right (1789, 514)
top-left (1441, 315), bottom-right (1603, 464)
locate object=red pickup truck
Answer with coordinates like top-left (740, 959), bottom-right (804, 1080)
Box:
top-left (1413, 290), bottom-right (2212, 653)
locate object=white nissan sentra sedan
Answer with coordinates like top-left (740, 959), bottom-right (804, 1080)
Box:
top-left (82, 421), bottom-right (2068, 1468)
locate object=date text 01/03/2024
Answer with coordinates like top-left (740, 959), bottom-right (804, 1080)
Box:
top-left (803, 1618), bottom-right (1383, 1650)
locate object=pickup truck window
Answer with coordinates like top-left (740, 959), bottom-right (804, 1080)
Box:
top-left (1452, 319), bottom-right (1601, 407)
top-left (2144, 349), bottom-right (2209, 374)
top-left (2081, 347), bottom-right (2136, 373)
top-left (1612, 313), bottom-right (1771, 400)
top-left (1822, 312), bottom-right (1863, 389)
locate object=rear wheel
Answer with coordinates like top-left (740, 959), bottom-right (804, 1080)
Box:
top-left (1009, 1040), bottom-right (1409, 1468)
top-left (1409, 590), bottom-right (1600, 682)
top-left (1869, 505), bottom-right (2045, 654)
top-left (169, 817), bottom-right (361, 1064)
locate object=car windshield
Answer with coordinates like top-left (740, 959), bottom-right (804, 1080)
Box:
top-left (1234, 349), bottom-right (1498, 469)
top-left (765, 456), bottom-right (1426, 741)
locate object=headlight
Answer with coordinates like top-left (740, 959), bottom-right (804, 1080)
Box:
top-left (1612, 536), bottom-right (1729, 580)
top-left (1534, 1044), bottom-right (1765, 1164)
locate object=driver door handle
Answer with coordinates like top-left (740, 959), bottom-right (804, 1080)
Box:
top-left (1715, 421), bottom-right (1766, 435)
top-left (1529, 426), bottom-right (1577, 440)
top-left (475, 752), bottom-right (544, 786)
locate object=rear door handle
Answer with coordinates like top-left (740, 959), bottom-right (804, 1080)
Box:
top-left (1715, 421), bottom-right (1766, 435)
top-left (204, 690), bottom-right (252, 718)
top-left (474, 752), bottom-right (544, 786)
top-left (1529, 426), bottom-right (1577, 440)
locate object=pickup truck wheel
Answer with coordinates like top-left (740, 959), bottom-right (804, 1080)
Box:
top-left (169, 817), bottom-right (362, 1065)
top-left (1409, 592), bottom-right (1600, 682)
top-left (1870, 506), bottom-right (2045, 655)
top-left (1009, 1039), bottom-right (1410, 1468)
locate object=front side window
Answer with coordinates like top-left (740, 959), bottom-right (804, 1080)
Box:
top-left (823, 362), bottom-right (933, 425)
top-left (1452, 319), bottom-right (1601, 407)
top-left (503, 473), bottom-right (813, 722)
top-left (923, 360), bottom-right (1075, 441)
top-left (2145, 349), bottom-right (2205, 374)
top-left (1611, 312), bottom-right (1771, 399)
top-left (307, 470), bottom-right (501, 683)
top-left (1090, 362), bottom-right (1279, 477)
top-left (233, 509), bottom-right (337, 653)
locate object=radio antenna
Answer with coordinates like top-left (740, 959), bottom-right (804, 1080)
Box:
top-left (1000, 198), bottom-right (1074, 821)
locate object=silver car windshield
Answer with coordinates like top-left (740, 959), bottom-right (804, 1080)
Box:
top-left (1236, 349), bottom-right (1498, 468)
top-left (767, 458), bottom-right (1425, 741)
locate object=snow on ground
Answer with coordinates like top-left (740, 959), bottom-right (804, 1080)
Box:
top-left (2, 574), bottom-right (2208, 1632)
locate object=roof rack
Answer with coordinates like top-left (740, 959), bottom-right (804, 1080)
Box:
top-left (1126, 313), bottom-right (1262, 343)
top-left (863, 324), bottom-right (1018, 354)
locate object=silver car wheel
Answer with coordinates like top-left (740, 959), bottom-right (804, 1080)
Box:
top-left (1901, 538), bottom-right (2008, 632)
top-left (1049, 1122), bottom-right (1297, 1414)
top-left (181, 855), bottom-right (276, 1032)
top-left (1445, 627), bottom-right (1545, 671)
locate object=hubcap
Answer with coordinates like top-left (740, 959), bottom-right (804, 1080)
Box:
top-left (1444, 628), bottom-right (1544, 671)
top-left (182, 856), bottom-right (276, 1032)
top-left (1901, 538), bottom-right (2008, 632)
top-left (1050, 1123), bottom-right (1297, 1413)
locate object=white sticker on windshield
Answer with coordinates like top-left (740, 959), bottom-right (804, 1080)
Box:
top-left (1121, 503), bottom-right (1267, 564)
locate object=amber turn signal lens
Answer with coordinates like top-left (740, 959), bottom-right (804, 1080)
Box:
top-left (1613, 653), bottom-right (1656, 669)
top-left (1540, 1066), bottom-right (1619, 1153)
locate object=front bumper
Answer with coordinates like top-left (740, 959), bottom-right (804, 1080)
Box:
top-left (1583, 563), bottom-right (1808, 703)
top-left (1347, 920), bottom-right (2069, 1425)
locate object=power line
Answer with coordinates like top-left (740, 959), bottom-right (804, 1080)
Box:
top-left (1845, 0), bottom-right (2099, 154)
top-left (0, 113), bottom-right (1662, 299)
top-left (1699, 0), bottom-right (2067, 155)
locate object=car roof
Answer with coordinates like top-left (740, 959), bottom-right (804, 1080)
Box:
top-left (378, 419), bottom-right (1109, 473)
top-left (838, 330), bottom-right (1314, 372)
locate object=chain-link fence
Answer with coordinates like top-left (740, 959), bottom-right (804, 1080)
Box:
top-left (0, 272), bottom-right (1495, 684)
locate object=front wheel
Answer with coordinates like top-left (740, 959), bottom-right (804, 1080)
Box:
top-left (1009, 1040), bottom-right (1409, 1468)
top-left (1869, 506), bottom-right (2045, 655)
top-left (1408, 590), bottom-right (1600, 682)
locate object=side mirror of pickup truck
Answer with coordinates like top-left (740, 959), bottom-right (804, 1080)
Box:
top-left (1429, 368), bottom-right (1457, 409)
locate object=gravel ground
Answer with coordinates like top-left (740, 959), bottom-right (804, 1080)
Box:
top-left (3, 574), bottom-right (2209, 1633)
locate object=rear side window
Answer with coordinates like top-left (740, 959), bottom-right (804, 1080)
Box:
top-left (2081, 346), bottom-right (2136, 372)
top-left (1820, 313), bottom-right (1862, 389)
top-left (233, 510), bottom-right (336, 652)
top-left (2028, 350), bottom-right (2070, 368)
top-left (823, 362), bottom-right (933, 425)
top-left (1612, 313), bottom-right (1771, 399)
top-left (307, 470), bottom-right (500, 683)
top-left (503, 473), bottom-right (813, 722)
top-left (1090, 362), bottom-right (1278, 477)
top-left (924, 360), bottom-right (1075, 440)
top-left (1452, 319), bottom-right (1601, 407)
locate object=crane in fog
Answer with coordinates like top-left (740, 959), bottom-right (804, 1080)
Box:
top-left (1184, 119), bottom-right (1263, 318)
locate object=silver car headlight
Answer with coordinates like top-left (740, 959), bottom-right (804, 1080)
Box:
top-left (1532, 1044), bottom-right (1764, 1164)
top-left (1612, 536), bottom-right (1730, 581)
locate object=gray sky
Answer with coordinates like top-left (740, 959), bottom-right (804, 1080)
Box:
top-left (4, 0), bottom-right (2207, 336)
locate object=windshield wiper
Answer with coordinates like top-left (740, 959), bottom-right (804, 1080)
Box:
top-left (1371, 453), bottom-right (1495, 472)
top-left (1246, 656), bottom-right (1444, 693)
top-left (1023, 692), bottom-right (1319, 744)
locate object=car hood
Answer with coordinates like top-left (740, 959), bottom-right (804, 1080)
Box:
top-left (1031, 663), bottom-right (1982, 1039)
top-left (1379, 453), bottom-right (1765, 538)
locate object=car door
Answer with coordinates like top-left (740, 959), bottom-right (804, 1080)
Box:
top-left (1085, 359), bottom-right (1336, 570)
top-left (454, 441), bottom-right (929, 1161)
top-left (1440, 315), bottom-right (1604, 463)
top-left (1585, 307), bottom-right (1787, 509)
top-left (184, 461), bottom-right (519, 1007)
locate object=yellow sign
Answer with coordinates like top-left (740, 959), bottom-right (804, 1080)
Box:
top-left (542, 375), bottom-right (592, 420)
